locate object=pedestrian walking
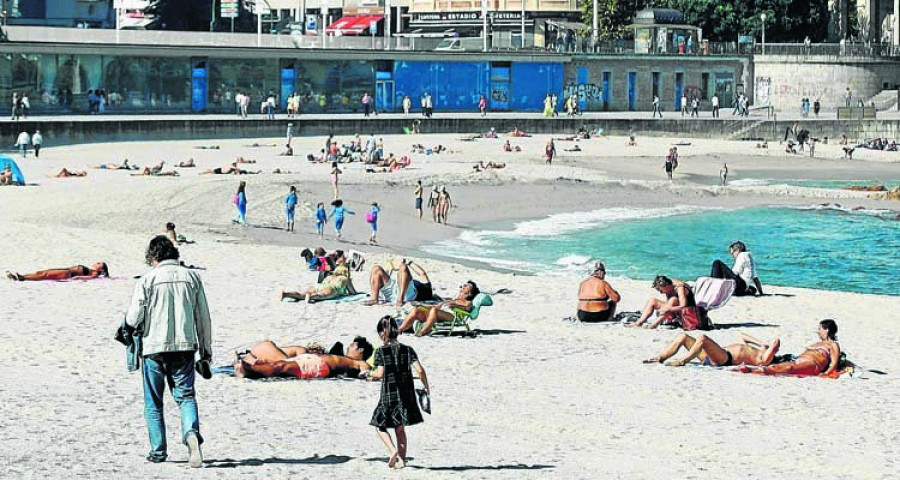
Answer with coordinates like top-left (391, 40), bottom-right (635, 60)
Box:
top-left (21, 93), bottom-right (30, 118)
top-left (845, 87), bottom-right (852, 107)
top-left (10, 92), bottom-right (19, 120)
top-left (437, 186), bottom-right (452, 224)
top-left (478, 95), bottom-right (487, 116)
top-left (266, 93), bottom-right (276, 119)
top-left (720, 163), bottom-right (728, 186)
top-left (414, 180), bottom-right (423, 220)
top-left (232, 181), bottom-right (248, 226)
top-left (551, 93), bottom-right (559, 116)
top-left (680, 94), bottom-right (688, 116)
top-left (31, 129), bottom-right (43, 158)
top-left (690, 97), bottom-right (699, 117)
top-left (234, 92), bottom-right (243, 117)
top-left (711, 94), bottom-right (719, 118)
top-left (652, 95), bottom-right (662, 118)
top-left (315, 202), bottom-right (327, 238)
top-left (286, 123), bottom-right (295, 147)
top-left (813, 99), bottom-right (821, 117)
top-left (328, 199), bottom-right (355, 240)
top-left (15, 130), bottom-right (30, 157)
top-left (420, 94), bottom-right (427, 117)
top-left (122, 235), bottom-right (212, 467)
top-left (428, 186), bottom-right (439, 222)
top-left (240, 92), bottom-right (249, 118)
top-left (732, 94), bottom-right (741, 115)
top-left (362, 92), bottom-right (372, 117)
top-left (403, 96), bottom-right (411, 116)
top-left (366, 202), bottom-right (381, 245)
top-left (330, 162), bottom-right (342, 199)
top-left (365, 315), bottom-right (430, 470)
top-left (544, 139), bottom-right (556, 165)
top-left (424, 93), bottom-right (433, 118)
top-left (285, 186), bottom-right (297, 232)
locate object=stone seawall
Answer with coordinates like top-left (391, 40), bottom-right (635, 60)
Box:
top-left (2, 116), bottom-right (897, 146)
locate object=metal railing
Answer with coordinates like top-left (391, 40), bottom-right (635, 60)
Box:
top-left (754, 42), bottom-right (900, 58)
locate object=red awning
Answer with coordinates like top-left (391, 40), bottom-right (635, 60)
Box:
top-left (326, 15), bottom-right (384, 35)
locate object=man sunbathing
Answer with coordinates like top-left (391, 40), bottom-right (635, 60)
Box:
top-left (234, 338), bottom-right (373, 379)
top-left (92, 159), bottom-right (134, 170)
top-left (177, 158), bottom-right (195, 168)
top-left (397, 280), bottom-right (479, 336)
top-left (365, 258), bottom-right (435, 306)
top-left (644, 332), bottom-right (780, 367)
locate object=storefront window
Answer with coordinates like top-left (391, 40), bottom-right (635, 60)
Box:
top-left (295, 60), bottom-right (374, 113)
top-left (209, 58), bottom-right (279, 114)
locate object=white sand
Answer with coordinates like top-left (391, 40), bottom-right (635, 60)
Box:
top-left (1, 132), bottom-right (898, 478)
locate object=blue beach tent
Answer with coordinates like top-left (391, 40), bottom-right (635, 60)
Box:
top-left (0, 154), bottom-right (25, 184)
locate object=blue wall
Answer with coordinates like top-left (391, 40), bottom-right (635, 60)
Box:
top-left (510, 63), bottom-right (565, 111)
top-left (392, 61), bottom-right (491, 112)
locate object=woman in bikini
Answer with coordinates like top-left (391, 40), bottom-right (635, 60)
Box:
top-left (576, 262), bottom-right (620, 322)
top-left (7, 262), bottom-right (109, 281)
top-left (631, 275), bottom-right (696, 329)
top-left (748, 319), bottom-right (841, 376)
top-left (645, 332), bottom-right (781, 367)
top-left (235, 338), bottom-right (373, 379)
top-left (279, 253), bottom-right (359, 303)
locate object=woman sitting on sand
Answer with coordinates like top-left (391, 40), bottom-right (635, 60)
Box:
top-left (177, 158), bottom-right (195, 168)
top-left (502, 140), bottom-right (513, 152)
top-left (7, 262), bottom-right (109, 281)
top-left (280, 251), bottom-right (359, 303)
top-left (576, 262), bottom-right (620, 322)
top-left (744, 319), bottom-right (841, 376)
top-left (397, 280), bottom-right (480, 336)
top-left (630, 275), bottom-right (698, 329)
top-left (54, 168), bottom-right (87, 178)
top-left (131, 167), bottom-right (179, 177)
top-left (645, 332), bottom-right (780, 367)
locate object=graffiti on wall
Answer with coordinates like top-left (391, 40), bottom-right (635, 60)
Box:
top-left (490, 88), bottom-right (509, 103)
top-left (563, 82), bottom-right (603, 101)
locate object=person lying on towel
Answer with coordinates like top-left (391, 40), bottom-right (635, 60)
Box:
top-left (235, 338), bottom-right (373, 379)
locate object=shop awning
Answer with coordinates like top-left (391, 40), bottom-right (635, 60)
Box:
top-left (325, 15), bottom-right (384, 35)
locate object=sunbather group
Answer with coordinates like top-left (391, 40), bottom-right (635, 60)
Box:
top-left (279, 249), bottom-right (360, 303)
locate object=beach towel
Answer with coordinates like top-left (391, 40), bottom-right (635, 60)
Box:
top-left (693, 277), bottom-right (735, 311)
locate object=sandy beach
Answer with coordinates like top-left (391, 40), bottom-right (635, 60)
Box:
top-left (1, 130), bottom-right (899, 478)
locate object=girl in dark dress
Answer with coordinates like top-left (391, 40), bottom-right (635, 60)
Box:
top-left (368, 315), bottom-right (430, 469)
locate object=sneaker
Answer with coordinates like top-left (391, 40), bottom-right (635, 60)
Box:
top-left (146, 454), bottom-right (166, 463)
top-left (185, 433), bottom-right (203, 468)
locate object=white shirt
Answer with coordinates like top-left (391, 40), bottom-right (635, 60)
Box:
top-left (712, 96), bottom-right (719, 107)
top-left (16, 132), bottom-right (30, 146)
top-left (732, 251), bottom-right (757, 286)
top-left (32, 133), bottom-right (42, 145)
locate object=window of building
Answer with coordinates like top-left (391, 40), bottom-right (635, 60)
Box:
top-left (701, 72), bottom-right (709, 100)
top-left (651, 72), bottom-right (660, 98)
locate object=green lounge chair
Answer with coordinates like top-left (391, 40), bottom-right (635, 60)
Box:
top-left (415, 293), bottom-right (493, 337)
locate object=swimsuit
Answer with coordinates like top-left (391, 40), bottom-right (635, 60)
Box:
top-left (703, 351), bottom-right (733, 367)
top-left (287, 354), bottom-right (331, 379)
top-left (577, 309), bottom-right (613, 322)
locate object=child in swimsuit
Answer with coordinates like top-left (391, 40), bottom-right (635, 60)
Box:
top-left (315, 202), bottom-right (327, 238)
top-left (367, 203), bottom-right (380, 245)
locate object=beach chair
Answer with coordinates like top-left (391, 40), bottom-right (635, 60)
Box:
top-left (414, 293), bottom-right (493, 337)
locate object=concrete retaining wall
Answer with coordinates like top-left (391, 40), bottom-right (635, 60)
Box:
top-left (2, 116), bottom-right (897, 147)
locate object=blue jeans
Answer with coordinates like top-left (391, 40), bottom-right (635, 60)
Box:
top-left (142, 351), bottom-right (202, 459)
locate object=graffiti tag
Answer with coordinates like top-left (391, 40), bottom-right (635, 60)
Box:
top-left (563, 83), bottom-right (603, 101)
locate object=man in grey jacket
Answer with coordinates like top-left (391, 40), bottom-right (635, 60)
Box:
top-left (125, 236), bottom-right (212, 467)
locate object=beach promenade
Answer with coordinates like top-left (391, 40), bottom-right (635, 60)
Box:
top-left (4, 108), bottom-right (900, 146)
top-left (1, 128), bottom-right (898, 478)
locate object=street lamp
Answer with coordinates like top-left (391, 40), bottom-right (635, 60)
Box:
top-left (760, 12), bottom-right (766, 55)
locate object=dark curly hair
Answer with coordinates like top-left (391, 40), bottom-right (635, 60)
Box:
top-left (145, 235), bottom-right (180, 265)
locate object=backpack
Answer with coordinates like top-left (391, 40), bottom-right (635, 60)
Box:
top-left (365, 211), bottom-right (375, 223)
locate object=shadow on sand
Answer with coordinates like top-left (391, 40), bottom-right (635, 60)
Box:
top-left (367, 457), bottom-right (553, 472)
top-left (713, 322), bottom-right (780, 330)
top-left (197, 454), bottom-right (353, 468)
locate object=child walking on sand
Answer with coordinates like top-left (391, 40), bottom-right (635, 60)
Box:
top-left (328, 199), bottom-right (354, 240)
top-left (366, 202), bottom-right (381, 245)
top-left (315, 202), bottom-right (327, 238)
top-left (232, 181), bottom-right (248, 226)
top-left (366, 315), bottom-right (430, 469)
top-left (285, 186), bottom-right (297, 232)
top-left (330, 162), bottom-right (342, 199)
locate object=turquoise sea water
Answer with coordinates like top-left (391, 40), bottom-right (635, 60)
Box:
top-left (728, 179), bottom-right (900, 190)
top-left (424, 205), bottom-right (900, 296)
